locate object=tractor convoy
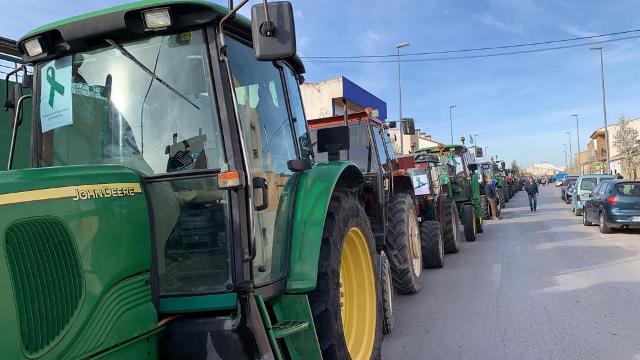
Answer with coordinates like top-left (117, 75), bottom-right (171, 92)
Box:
top-left (0, 1), bottom-right (522, 359)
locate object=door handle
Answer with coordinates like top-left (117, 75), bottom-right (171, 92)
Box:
top-left (253, 177), bottom-right (269, 211)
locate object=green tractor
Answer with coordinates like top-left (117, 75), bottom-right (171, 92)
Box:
top-left (1, 1), bottom-right (383, 359)
top-left (416, 143), bottom-right (483, 242)
top-left (476, 160), bottom-right (508, 212)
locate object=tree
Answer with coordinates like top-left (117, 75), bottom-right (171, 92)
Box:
top-left (613, 116), bottom-right (640, 179)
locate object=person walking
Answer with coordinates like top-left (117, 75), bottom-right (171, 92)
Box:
top-left (524, 176), bottom-right (539, 212)
top-left (486, 178), bottom-right (501, 219)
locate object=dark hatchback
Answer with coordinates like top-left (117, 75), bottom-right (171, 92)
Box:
top-left (561, 176), bottom-right (579, 201)
top-left (583, 180), bottom-right (640, 233)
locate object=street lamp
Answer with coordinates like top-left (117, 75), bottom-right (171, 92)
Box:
top-left (449, 105), bottom-right (456, 144)
top-left (571, 114), bottom-right (582, 174)
top-left (565, 131), bottom-right (572, 170)
top-left (396, 42), bottom-right (409, 154)
top-left (591, 45), bottom-right (611, 174)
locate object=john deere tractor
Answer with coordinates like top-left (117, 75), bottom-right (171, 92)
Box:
top-left (1, 1), bottom-right (383, 359)
top-left (476, 160), bottom-right (508, 213)
top-left (416, 144), bottom-right (483, 242)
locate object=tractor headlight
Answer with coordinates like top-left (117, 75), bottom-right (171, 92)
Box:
top-left (142, 8), bottom-right (172, 30)
top-left (24, 37), bottom-right (44, 57)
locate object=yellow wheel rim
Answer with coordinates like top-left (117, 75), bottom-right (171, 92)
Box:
top-left (339, 227), bottom-right (377, 360)
top-left (472, 215), bottom-right (477, 234)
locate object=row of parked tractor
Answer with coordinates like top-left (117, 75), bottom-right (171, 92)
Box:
top-left (559, 174), bottom-right (640, 233)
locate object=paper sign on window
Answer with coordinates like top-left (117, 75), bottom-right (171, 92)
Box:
top-left (39, 56), bottom-right (73, 132)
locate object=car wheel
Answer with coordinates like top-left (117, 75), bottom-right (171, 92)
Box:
top-left (582, 211), bottom-right (592, 226)
top-left (599, 212), bottom-right (613, 234)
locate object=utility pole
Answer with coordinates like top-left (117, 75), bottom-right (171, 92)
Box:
top-left (449, 105), bottom-right (456, 144)
top-left (396, 42), bottom-right (409, 154)
top-left (572, 114), bottom-right (582, 174)
top-left (591, 45), bottom-right (611, 174)
top-left (565, 131), bottom-right (572, 171)
top-left (563, 143), bottom-right (568, 169)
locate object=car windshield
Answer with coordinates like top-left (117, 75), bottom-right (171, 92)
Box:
top-left (616, 182), bottom-right (640, 196)
top-left (34, 30), bottom-right (224, 174)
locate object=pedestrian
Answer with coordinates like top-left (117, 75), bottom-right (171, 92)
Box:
top-left (616, 173), bottom-right (623, 179)
top-left (524, 176), bottom-right (539, 212)
top-left (486, 178), bottom-right (501, 219)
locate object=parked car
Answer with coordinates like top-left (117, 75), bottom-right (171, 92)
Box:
top-left (565, 180), bottom-right (577, 204)
top-left (561, 176), bottom-right (579, 201)
top-left (583, 180), bottom-right (640, 233)
top-left (572, 174), bottom-right (615, 216)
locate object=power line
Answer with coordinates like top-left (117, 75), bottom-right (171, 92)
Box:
top-left (303, 34), bottom-right (640, 63)
top-left (301, 29), bottom-right (640, 60)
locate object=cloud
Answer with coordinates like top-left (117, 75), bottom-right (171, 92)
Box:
top-left (365, 29), bottom-right (383, 42)
top-left (558, 24), bottom-right (598, 38)
top-left (473, 13), bottom-right (523, 34)
top-left (491, 0), bottom-right (538, 12)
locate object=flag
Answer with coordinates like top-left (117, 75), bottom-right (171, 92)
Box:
top-left (469, 134), bottom-right (474, 144)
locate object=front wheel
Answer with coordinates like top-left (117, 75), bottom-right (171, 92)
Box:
top-left (462, 204), bottom-right (477, 242)
top-left (386, 194), bottom-right (422, 294)
top-left (421, 221), bottom-right (445, 268)
top-left (308, 191), bottom-right (382, 360)
top-left (498, 188), bottom-right (506, 209)
top-left (480, 195), bottom-right (491, 220)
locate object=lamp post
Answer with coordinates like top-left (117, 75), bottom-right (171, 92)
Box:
top-left (572, 114), bottom-right (582, 174)
top-left (565, 131), bottom-right (572, 170)
top-left (591, 45), bottom-right (611, 174)
top-left (396, 42), bottom-right (409, 154)
top-left (563, 143), bottom-right (568, 169)
top-left (449, 105), bottom-right (456, 144)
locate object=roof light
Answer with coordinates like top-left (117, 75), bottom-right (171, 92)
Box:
top-left (142, 8), bottom-right (171, 30)
top-left (24, 37), bottom-right (43, 57)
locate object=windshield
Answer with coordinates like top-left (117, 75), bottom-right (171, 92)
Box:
top-left (35, 30), bottom-right (224, 174)
top-left (616, 182), bottom-right (640, 196)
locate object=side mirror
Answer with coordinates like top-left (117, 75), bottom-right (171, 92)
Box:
top-left (251, 1), bottom-right (296, 61)
top-left (475, 147), bottom-right (483, 158)
top-left (402, 118), bottom-right (415, 135)
top-left (468, 163), bottom-right (478, 172)
top-left (387, 121), bottom-right (397, 129)
top-left (317, 126), bottom-right (350, 161)
top-left (5, 84), bottom-right (24, 127)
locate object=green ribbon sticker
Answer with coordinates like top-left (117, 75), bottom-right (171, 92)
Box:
top-left (46, 66), bottom-right (65, 107)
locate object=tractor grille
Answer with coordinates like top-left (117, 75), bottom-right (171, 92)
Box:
top-left (5, 217), bottom-right (84, 355)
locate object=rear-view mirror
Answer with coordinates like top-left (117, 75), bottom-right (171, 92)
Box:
top-left (475, 147), bottom-right (484, 158)
top-left (402, 118), bottom-right (415, 135)
top-left (5, 84), bottom-right (23, 127)
top-left (251, 1), bottom-right (297, 61)
top-left (317, 125), bottom-right (350, 161)
top-left (387, 121), bottom-right (397, 128)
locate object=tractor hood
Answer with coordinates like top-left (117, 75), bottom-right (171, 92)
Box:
top-left (0, 165), bottom-right (158, 359)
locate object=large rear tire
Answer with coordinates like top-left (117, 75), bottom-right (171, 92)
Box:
top-left (386, 193), bottom-right (422, 294)
top-left (308, 191), bottom-right (382, 360)
top-left (599, 211), bottom-right (613, 234)
top-left (441, 199), bottom-right (461, 254)
top-left (462, 204), bottom-right (477, 242)
top-left (379, 251), bottom-right (394, 335)
top-left (480, 195), bottom-right (490, 220)
top-left (421, 221), bottom-right (445, 269)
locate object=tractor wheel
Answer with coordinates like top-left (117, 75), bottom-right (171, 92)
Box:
top-left (462, 204), bottom-right (477, 242)
top-left (308, 191), bottom-right (382, 360)
top-left (505, 188), bottom-right (510, 203)
top-left (441, 199), bottom-right (461, 254)
top-left (498, 188), bottom-right (506, 209)
top-left (421, 221), bottom-right (444, 269)
top-left (480, 195), bottom-right (491, 220)
top-left (386, 194), bottom-right (422, 294)
top-left (379, 251), bottom-right (394, 335)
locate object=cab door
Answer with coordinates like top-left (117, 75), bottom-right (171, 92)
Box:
top-left (225, 37), bottom-right (303, 289)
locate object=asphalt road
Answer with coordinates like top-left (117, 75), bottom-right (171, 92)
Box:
top-left (382, 185), bottom-right (640, 360)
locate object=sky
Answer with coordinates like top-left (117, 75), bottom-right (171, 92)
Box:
top-left (3, 0), bottom-right (640, 168)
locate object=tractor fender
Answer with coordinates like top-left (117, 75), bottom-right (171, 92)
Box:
top-left (286, 161), bottom-right (364, 293)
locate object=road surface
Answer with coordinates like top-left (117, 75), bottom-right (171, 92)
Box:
top-left (382, 185), bottom-right (640, 360)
